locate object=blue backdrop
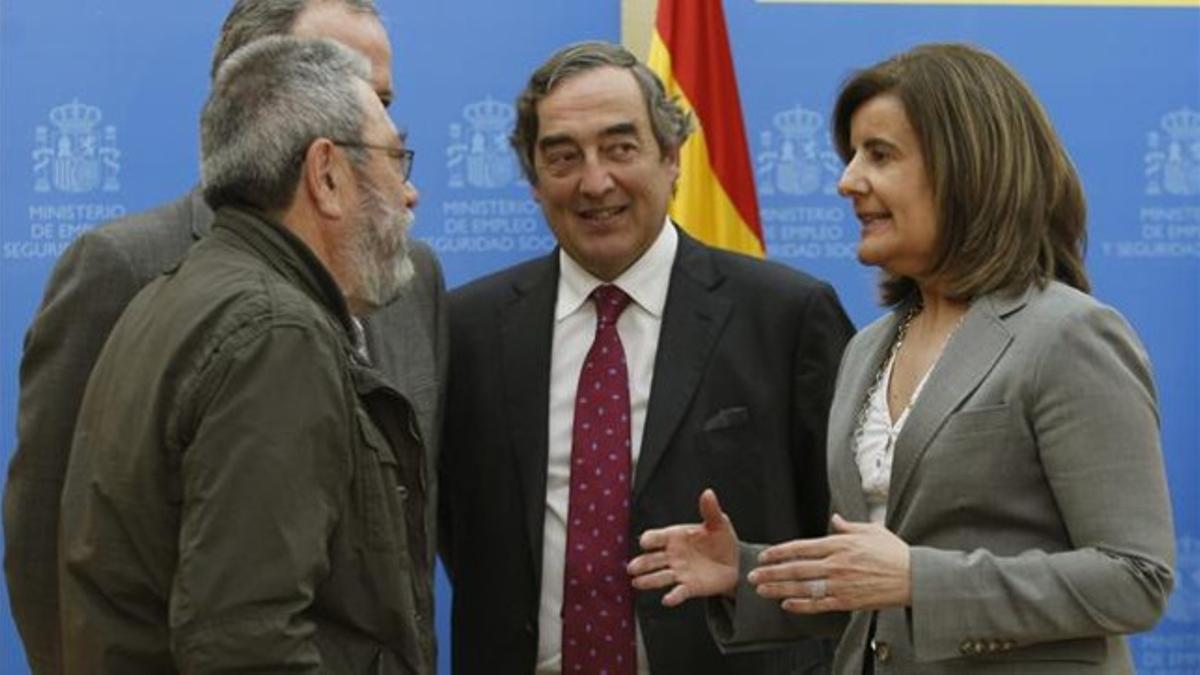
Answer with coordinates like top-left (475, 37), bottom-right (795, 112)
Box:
top-left (1, 1), bottom-right (1196, 672)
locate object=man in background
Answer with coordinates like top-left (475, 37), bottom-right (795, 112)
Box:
top-left (60, 35), bottom-right (431, 672)
top-left (440, 41), bottom-right (853, 674)
top-left (3, 1), bottom-right (447, 671)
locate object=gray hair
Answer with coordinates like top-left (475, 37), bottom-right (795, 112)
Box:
top-left (210, 0), bottom-right (378, 79)
top-left (511, 40), bottom-right (693, 184)
top-left (201, 35), bottom-right (371, 212)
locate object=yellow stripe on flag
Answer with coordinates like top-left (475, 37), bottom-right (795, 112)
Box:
top-left (677, 122), bottom-right (767, 256)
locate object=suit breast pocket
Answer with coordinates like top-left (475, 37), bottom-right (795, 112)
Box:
top-left (699, 406), bottom-right (763, 522)
top-left (939, 403), bottom-right (1012, 441)
top-left (702, 406), bottom-right (750, 433)
top-left (922, 402), bottom-right (1045, 512)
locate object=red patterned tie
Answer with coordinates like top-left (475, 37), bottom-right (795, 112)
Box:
top-left (562, 284), bottom-right (636, 675)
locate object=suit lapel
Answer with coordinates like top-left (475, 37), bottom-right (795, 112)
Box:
top-left (633, 231), bottom-right (731, 498)
top-left (499, 255), bottom-right (559, 575)
top-left (361, 285), bottom-right (435, 433)
top-left (826, 315), bottom-right (898, 523)
top-left (884, 290), bottom-right (1027, 527)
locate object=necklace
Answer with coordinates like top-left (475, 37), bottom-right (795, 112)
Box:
top-left (852, 300), bottom-right (970, 520)
top-left (852, 301), bottom-right (920, 454)
top-left (850, 302), bottom-right (921, 515)
top-left (852, 301), bottom-right (969, 464)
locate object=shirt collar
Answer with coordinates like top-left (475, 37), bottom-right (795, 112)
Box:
top-left (555, 218), bottom-right (677, 321)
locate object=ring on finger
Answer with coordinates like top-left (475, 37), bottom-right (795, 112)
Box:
top-left (805, 578), bottom-right (828, 600)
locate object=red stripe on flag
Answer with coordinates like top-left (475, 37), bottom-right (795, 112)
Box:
top-left (656, 0), bottom-right (762, 242)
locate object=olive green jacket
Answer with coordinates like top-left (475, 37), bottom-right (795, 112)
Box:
top-left (59, 206), bottom-right (434, 673)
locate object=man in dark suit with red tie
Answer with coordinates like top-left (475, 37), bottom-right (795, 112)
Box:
top-left (440, 40), bottom-right (854, 675)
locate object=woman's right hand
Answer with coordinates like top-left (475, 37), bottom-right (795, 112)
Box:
top-left (627, 489), bottom-right (740, 606)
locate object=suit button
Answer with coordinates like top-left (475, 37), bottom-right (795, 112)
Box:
top-left (524, 620), bottom-right (535, 636)
top-left (872, 640), bottom-right (892, 663)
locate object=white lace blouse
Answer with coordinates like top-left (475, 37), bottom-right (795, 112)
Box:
top-left (853, 347), bottom-right (936, 524)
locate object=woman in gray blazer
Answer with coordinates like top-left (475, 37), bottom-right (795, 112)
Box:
top-left (628, 43), bottom-right (1175, 674)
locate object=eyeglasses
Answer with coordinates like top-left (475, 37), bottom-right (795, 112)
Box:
top-left (331, 141), bottom-right (415, 181)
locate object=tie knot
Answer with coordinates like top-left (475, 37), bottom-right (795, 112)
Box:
top-left (591, 284), bottom-right (631, 327)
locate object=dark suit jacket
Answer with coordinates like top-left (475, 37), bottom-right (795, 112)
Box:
top-left (441, 227), bottom-right (853, 674)
top-left (3, 188), bottom-right (448, 674)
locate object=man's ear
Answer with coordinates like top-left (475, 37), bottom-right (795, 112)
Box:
top-left (302, 139), bottom-right (348, 219)
top-left (662, 144), bottom-right (681, 175)
top-left (661, 145), bottom-right (682, 196)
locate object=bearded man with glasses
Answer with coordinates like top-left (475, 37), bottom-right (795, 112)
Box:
top-left (5, 2), bottom-right (447, 671)
top-left (56, 36), bottom-right (435, 674)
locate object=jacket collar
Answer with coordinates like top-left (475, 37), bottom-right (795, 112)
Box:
top-left (213, 205), bottom-right (356, 340)
top-left (499, 254), bottom-right (560, 580)
top-left (883, 293), bottom-right (1016, 525)
top-left (633, 226), bottom-right (731, 497)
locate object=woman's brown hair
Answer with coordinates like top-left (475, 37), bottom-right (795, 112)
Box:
top-left (832, 43), bottom-right (1090, 305)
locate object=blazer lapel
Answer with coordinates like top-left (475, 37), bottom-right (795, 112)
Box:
top-left (884, 290), bottom-right (1028, 527)
top-left (826, 315), bottom-right (898, 523)
top-left (499, 255), bottom-right (559, 576)
top-left (633, 231), bottom-right (731, 498)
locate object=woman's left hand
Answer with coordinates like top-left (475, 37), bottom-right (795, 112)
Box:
top-left (748, 514), bottom-right (912, 614)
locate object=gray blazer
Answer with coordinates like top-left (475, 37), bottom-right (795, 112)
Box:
top-left (3, 188), bottom-right (448, 674)
top-left (713, 281), bottom-right (1175, 674)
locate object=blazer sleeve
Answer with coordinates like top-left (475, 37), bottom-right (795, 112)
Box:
top-left (4, 230), bottom-right (142, 672)
top-left (707, 543), bottom-right (848, 652)
top-left (908, 301), bottom-right (1175, 661)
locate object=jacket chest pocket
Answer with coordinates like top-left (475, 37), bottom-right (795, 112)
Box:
top-left (355, 409), bottom-right (412, 553)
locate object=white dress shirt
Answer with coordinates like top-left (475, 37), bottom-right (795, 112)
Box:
top-left (536, 221), bottom-right (677, 675)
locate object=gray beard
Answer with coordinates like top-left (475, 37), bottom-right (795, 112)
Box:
top-left (349, 179), bottom-right (415, 314)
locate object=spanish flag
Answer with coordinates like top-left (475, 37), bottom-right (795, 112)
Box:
top-left (649, 0), bottom-right (765, 257)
